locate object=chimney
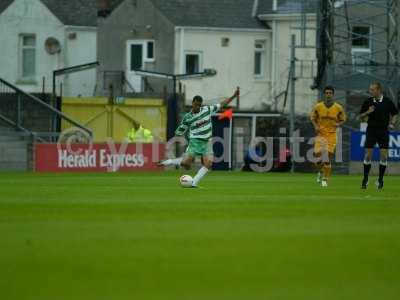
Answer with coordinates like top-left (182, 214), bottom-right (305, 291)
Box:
top-left (98, 0), bottom-right (111, 18)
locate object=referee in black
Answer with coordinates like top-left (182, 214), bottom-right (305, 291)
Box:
top-left (359, 81), bottom-right (398, 189)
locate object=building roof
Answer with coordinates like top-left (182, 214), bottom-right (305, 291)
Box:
top-left (149, 0), bottom-right (268, 29)
top-left (41, 0), bottom-right (98, 26)
top-left (0, 0), bottom-right (12, 15)
top-left (0, 0), bottom-right (98, 26)
top-left (257, 0), bottom-right (318, 15)
top-left (103, 0), bottom-right (269, 29)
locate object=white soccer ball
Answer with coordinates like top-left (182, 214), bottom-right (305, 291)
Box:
top-left (180, 175), bottom-right (193, 188)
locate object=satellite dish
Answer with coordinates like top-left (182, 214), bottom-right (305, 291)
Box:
top-left (45, 37), bottom-right (61, 55)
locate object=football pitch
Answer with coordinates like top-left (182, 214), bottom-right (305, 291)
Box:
top-left (0, 171), bottom-right (399, 300)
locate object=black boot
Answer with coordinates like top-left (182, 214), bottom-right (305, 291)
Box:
top-left (377, 162), bottom-right (387, 190)
top-left (362, 162), bottom-right (371, 189)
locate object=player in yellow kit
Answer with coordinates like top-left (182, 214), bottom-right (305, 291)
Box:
top-left (310, 86), bottom-right (346, 187)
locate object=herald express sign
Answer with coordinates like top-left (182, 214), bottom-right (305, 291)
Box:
top-left (35, 143), bottom-right (165, 172)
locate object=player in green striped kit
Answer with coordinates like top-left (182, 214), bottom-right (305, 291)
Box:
top-left (159, 88), bottom-right (240, 187)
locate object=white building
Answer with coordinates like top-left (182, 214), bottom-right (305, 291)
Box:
top-left (97, 0), bottom-right (319, 114)
top-left (97, 0), bottom-right (273, 112)
top-left (257, 0), bottom-right (319, 114)
top-left (174, 0), bottom-right (319, 114)
top-left (174, 27), bottom-right (273, 111)
top-left (0, 0), bottom-right (97, 97)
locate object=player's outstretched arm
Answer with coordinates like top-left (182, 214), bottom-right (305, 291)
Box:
top-left (220, 87), bottom-right (240, 108)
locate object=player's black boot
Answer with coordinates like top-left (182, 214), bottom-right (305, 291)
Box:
top-left (362, 161), bottom-right (372, 189)
top-left (377, 162), bottom-right (386, 190)
top-left (361, 177), bottom-right (369, 189)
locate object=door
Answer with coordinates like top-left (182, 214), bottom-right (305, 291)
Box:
top-left (126, 41), bottom-right (144, 92)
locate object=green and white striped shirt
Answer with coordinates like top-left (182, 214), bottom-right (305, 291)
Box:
top-left (175, 104), bottom-right (221, 140)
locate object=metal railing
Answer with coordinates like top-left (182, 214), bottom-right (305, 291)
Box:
top-left (0, 77), bottom-right (92, 142)
top-left (103, 70), bottom-right (160, 95)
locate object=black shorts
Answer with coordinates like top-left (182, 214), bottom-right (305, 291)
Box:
top-left (365, 129), bottom-right (389, 149)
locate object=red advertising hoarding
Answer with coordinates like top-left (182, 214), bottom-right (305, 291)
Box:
top-left (35, 143), bottom-right (165, 172)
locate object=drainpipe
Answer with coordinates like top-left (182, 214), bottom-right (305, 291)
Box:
top-left (272, 0), bottom-right (278, 110)
top-left (180, 28), bottom-right (185, 74)
top-left (272, 20), bottom-right (277, 111)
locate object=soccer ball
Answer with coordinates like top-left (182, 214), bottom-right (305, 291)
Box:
top-left (180, 175), bottom-right (193, 188)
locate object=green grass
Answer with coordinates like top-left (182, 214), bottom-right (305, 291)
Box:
top-left (0, 171), bottom-right (399, 300)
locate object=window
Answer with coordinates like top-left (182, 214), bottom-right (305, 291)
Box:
top-left (146, 41), bottom-right (154, 61)
top-left (128, 40), bottom-right (155, 67)
top-left (351, 26), bottom-right (371, 72)
top-left (254, 40), bottom-right (266, 77)
top-left (20, 34), bottom-right (36, 79)
top-left (185, 52), bottom-right (203, 74)
top-left (352, 26), bottom-right (371, 49)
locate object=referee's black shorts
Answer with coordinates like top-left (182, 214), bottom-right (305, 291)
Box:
top-left (365, 128), bottom-right (389, 149)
